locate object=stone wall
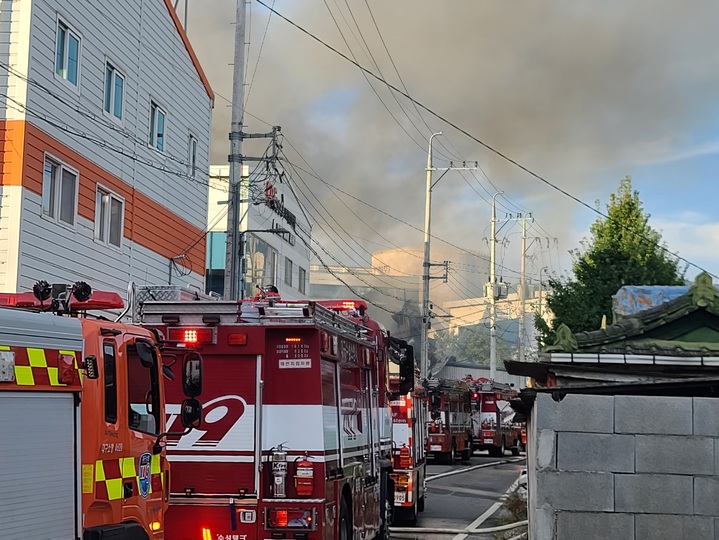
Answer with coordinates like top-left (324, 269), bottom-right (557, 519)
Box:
top-left (528, 393), bottom-right (719, 539)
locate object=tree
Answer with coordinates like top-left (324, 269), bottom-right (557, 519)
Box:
top-left (537, 177), bottom-right (685, 347)
top-left (435, 324), bottom-right (516, 366)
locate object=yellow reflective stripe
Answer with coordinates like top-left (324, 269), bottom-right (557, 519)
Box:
top-left (27, 348), bottom-right (47, 368)
top-left (120, 457), bottom-right (137, 478)
top-left (151, 454), bottom-right (161, 475)
top-left (47, 367), bottom-right (60, 386)
top-left (82, 464), bottom-right (94, 494)
top-left (105, 478), bottom-right (123, 500)
top-left (0, 345), bottom-right (9, 351)
top-left (14, 366), bottom-right (34, 385)
top-left (95, 460), bottom-right (106, 482)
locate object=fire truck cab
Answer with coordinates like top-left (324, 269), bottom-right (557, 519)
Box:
top-left (135, 286), bottom-right (394, 540)
top-left (0, 282), bottom-right (203, 540)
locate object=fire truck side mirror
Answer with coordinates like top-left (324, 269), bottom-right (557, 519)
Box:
top-left (180, 398), bottom-right (203, 429)
top-left (136, 340), bottom-right (155, 368)
top-left (182, 352), bottom-right (203, 398)
top-left (398, 343), bottom-right (415, 395)
top-left (431, 393), bottom-right (441, 410)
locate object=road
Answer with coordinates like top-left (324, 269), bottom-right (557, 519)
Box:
top-left (391, 452), bottom-right (526, 540)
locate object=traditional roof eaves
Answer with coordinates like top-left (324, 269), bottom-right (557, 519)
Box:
top-left (547, 273), bottom-right (719, 353)
top-left (163, 0), bottom-right (215, 106)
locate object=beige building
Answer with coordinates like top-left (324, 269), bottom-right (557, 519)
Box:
top-left (310, 245), bottom-right (490, 337)
top-left (440, 288), bottom-right (548, 361)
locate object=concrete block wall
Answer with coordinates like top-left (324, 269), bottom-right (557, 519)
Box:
top-left (529, 394), bottom-right (719, 539)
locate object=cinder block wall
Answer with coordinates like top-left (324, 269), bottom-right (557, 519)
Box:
top-left (529, 393), bottom-right (719, 539)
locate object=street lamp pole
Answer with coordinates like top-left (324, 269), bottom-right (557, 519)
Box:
top-left (421, 132), bottom-right (442, 383)
top-left (238, 228), bottom-right (289, 300)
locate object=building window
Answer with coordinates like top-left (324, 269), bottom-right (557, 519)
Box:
top-left (298, 267), bottom-right (306, 294)
top-left (188, 135), bottom-right (197, 177)
top-left (42, 157), bottom-right (77, 226)
top-left (284, 257), bottom-right (293, 286)
top-left (95, 186), bottom-right (124, 248)
top-left (149, 101), bottom-right (166, 152)
top-left (55, 19), bottom-right (80, 86)
top-left (103, 62), bottom-right (124, 120)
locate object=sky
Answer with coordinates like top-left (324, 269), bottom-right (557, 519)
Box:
top-left (182, 0), bottom-right (719, 287)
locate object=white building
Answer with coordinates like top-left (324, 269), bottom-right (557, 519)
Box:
top-left (0, 0), bottom-right (213, 295)
top-left (206, 165), bottom-right (311, 300)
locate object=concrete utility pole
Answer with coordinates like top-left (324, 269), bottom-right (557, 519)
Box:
top-left (224, 0), bottom-right (248, 300)
top-left (421, 133), bottom-right (477, 382)
top-left (421, 133), bottom-right (442, 384)
top-left (518, 214), bottom-right (533, 363)
top-left (489, 192), bottom-right (501, 379)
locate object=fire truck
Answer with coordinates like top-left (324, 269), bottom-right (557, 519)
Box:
top-left (388, 338), bottom-right (427, 525)
top-left (0, 281), bottom-right (203, 540)
top-left (467, 378), bottom-right (524, 457)
top-left (134, 286), bottom-right (396, 540)
top-left (425, 379), bottom-right (473, 464)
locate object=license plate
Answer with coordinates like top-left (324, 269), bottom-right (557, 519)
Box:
top-left (430, 445), bottom-right (442, 451)
top-left (394, 492), bottom-right (406, 504)
top-left (484, 438), bottom-right (494, 444)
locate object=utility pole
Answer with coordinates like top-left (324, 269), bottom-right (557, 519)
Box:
top-left (518, 214), bottom-right (532, 363)
top-left (224, 0), bottom-right (248, 301)
top-left (488, 204), bottom-right (530, 376)
top-left (489, 193), bottom-right (501, 379)
top-left (421, 133), bottom-right (477, 382)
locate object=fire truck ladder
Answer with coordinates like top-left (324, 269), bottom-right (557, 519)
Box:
top-left (136, 287), bottom-right (376, 347)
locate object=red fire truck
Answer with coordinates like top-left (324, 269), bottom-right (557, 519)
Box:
top-left (0, 281), bottom-right (203, 540)
top-left (135, 286), bottom-right (395, 540)
top-left (425, 379), bottom-right (473, 464)
top-left (388, 338), bottom-right (427, 525)
top-left (467, 378), bottom-right (524, 457)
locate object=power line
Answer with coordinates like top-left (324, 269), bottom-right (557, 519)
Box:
top-left (256, 0), bottom-right (713, 279)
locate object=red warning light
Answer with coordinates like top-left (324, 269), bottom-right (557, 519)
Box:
top-left (167, 327), bottom-right (214, 345)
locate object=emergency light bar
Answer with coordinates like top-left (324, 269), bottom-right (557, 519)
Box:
top-left (0, 289), bottom-right (124, 311)
top-left (314, 299), bottom-right (368, 313)
top-left (167, 327), bottom-right (215, 345)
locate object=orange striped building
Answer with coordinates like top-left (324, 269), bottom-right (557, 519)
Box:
top-left (0, 0), bottom-right (213, 295)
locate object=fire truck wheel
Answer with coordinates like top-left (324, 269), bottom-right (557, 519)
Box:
top-left (418, 495), bottom-right (425, 512)
top-left (340, 497), bottom-right (352, 540)
top-left (500, 437), bottom-right (506, 456)
top-left (511, 440), bottom-right (520, 456)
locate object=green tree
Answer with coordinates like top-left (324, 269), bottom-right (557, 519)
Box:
top-left (537, 177), bottom-right (685, 347)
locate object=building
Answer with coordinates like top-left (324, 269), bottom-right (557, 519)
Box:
top-left (0, 0), bottom-right (213, 295)
top-left (205, 165), bottom-right (311, 299)
top-left (310, 244), bottom-right (489, 336)
top-left (508, 273), bottom-right (719, 539)
top-left (433, 357), bottom-right (524, 387)
top-left (310, 263), bottom-right (419, 333)
top-left (441, 287), bottom-right (546, 361)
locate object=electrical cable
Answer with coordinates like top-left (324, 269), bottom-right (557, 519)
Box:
top-left (256, 0), bottom-right (712, 279)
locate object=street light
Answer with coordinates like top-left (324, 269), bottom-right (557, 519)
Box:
top-left (238, 228), bottom-right (289, 300)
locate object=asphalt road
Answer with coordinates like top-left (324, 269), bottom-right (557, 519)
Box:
top-left (391, 452), bottom-right (526, 540)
